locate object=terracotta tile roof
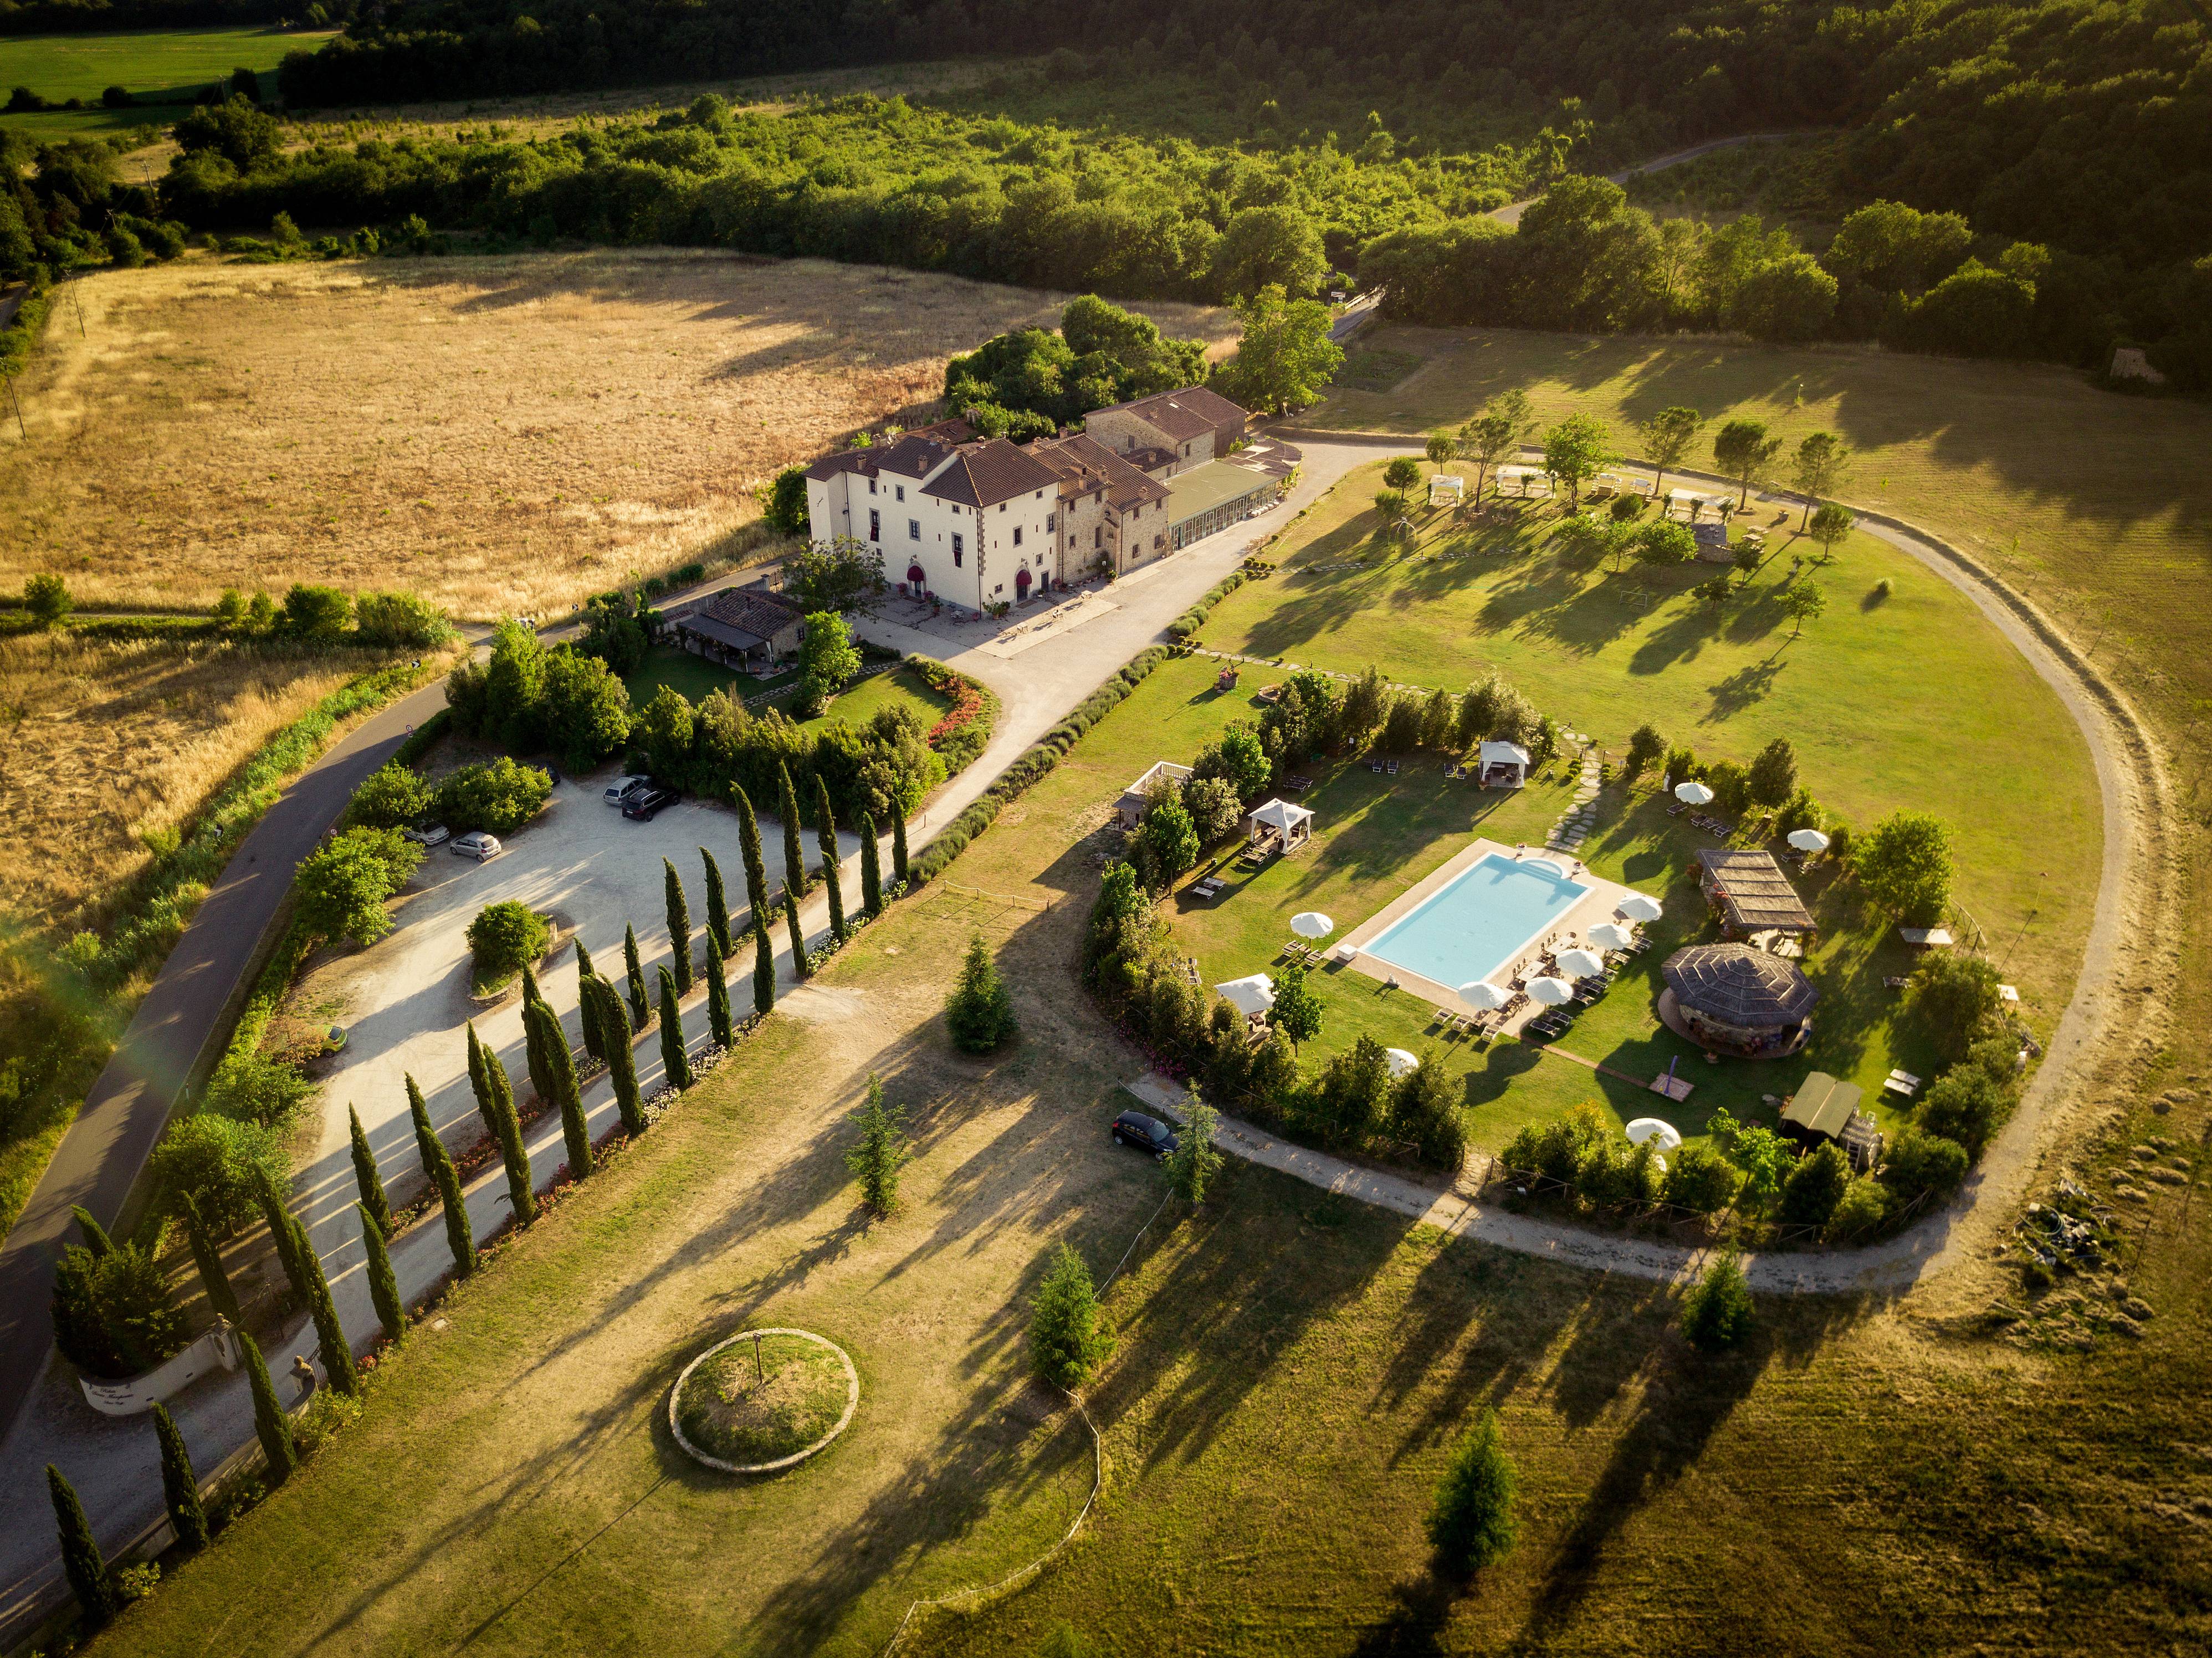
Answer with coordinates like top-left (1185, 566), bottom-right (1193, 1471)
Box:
top-left (1025, 432), bottom-right (1169, 509)
top-left (1094, 385), bottom-right (1248, 443)
top-left (922, 437), bottom-right (1062, 509)
top-left (698, 586), bottom-right (803, 637)
top-left (802, 427), bottom-right (966, 484)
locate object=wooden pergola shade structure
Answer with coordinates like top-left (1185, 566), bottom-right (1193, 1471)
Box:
top-left (1697, 848), bottom-right (1816, 939)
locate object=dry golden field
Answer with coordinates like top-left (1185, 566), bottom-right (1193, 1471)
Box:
top-left (0, 634), bottom-right (366, 937)
top-left (0, 250), bottom-right (1233, 618)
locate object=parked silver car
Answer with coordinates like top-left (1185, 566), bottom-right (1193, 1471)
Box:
top-left (403, 823), bottom-right (450, 847)
top-left (451, 831), bottom-right (501, 861)
top-left (604, 775), bottom-right (649, 806)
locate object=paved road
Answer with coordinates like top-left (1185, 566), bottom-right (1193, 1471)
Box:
top-left (1488, 130), bottom-right (1816, 228)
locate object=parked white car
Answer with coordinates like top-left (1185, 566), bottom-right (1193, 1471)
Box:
top-left (452, 832), bottom-right (502, 861)
top-left (403, 823), bottom-right (450, 847)
top-left (604, 775), bottom-right (649, 806)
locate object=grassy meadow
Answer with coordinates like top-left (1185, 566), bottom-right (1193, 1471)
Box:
top-left (0, 24), bottom-right (332, 137)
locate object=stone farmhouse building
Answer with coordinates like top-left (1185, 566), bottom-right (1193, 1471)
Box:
top-left (802, 388), bottom-right (1294, 613)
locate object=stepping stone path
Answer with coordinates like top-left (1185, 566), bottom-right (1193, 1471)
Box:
top-left (1547, 739), bottom-right (1601, 852)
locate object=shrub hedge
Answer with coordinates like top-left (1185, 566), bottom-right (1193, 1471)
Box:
top-left (1166, 570), bottom-right (1248, 642)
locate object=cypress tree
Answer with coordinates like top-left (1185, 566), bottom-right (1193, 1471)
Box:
top-left (623, 924), bottom-right (650, 1031)
top-left (47, 1463), bottom-right (117, 1625)
top-left (860, 810), bottom-right (883, 918)
top-left (663, 858), bottom-right (694, 996)
top-left (751, 911), bottom-right (776, 1017)
top-left (358, 1202), bottom-right (405, 1344)
top-left (238, 1328), bottom-right (295, 1479)
top-left (701, 846), bottom-right (733, 958)
top-left (576, 939), bottom-right (606, 1062)
top-left (1428, 1409), bottom-right (1519, 1572)
top-left (734, 784), bottom-right (770, 917)
top-left (180, 1193), bottom-right (240, 1325)
top-left (815, 774), bottom-right (846, 940)
top-left (591, 975), bottom-right (646, 1135)
top-left (294, 1210), bottom-right (359, 1396)
top-left (519, 964), bottom-right (555, 1102)
top-left (777, 761), bottom-right (810, 898)
top-left (534, 998), bottom-right (591, 1180)
top-left (481, 1036), bottom-right (536, 1227)
top-left (465, 1022), bottom-right (498, 1143)
top-left (253, 1162), bottom-right (305, 1298)
top-left (785, 886), bottom-right (811, 980)
top-left (658, 966), bottom-right (692, 1090)
top-left (151, 1401), bottom-right (208, 1551)
top-left (71, 1205), bottom-right (112, 1257)
top-left (892, 808), bottom-right (909, 888)
top-left (347, 1104), bottom-right (393, 1241)
top-left (407, 1073), bottom-right (473, 1280)
top-left (705, 930), bottom-right (734, 1048)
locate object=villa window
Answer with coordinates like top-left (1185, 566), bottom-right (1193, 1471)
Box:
top-left (908, 518), bottom-right (920, 540)
top-left (1013, 526), bottom-right (1023, 547)
top-left (869, 509), bottom-right (880, 541)
top-left (953, 533), bottom-right (964, 566)
top-left (895, 484), bottom-right (905, 502)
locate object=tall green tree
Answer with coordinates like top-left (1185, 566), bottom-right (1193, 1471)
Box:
top-left (1218, 284), bottom-right (1344, 413)
top-left (777, 761), bottom-right (810, 898)
top-left (1165, 1084), bottom-right (1223, 1202)
top-left (71, 1205), bottom-right (113, 1257)
top-left (1427, 1410), bottom-right (1518, 1572)
top-left (946, 932), bottom-right (1018, 1052)
top-left (1459, 387), bottom-right (1532, 498)
top-left (407, 1073), bottom-right (473, 1280)
top-left (179, 1192), bottom-right (240, 1324)
top-left (1540, 413), bottom-right (1614, 510)
top-left (623, 924), bottom-right (650, 1031)
top-left (844, 1075), bottom-right (909, 1217)
top-left (859, 810), bottom-right (883, 918)
top-left (700, 847), bottom-right (734, 958)
top-left (1267, 963), bottom-right (1323, 1051)
top-left (469, 1024), bottom-right (536, 1226)
top-left (1639, 406), bottom-right (1702, 498)
top-left (357, 1202), bottom-right (405, 1343)
top-left (151, 1401), bottom-right (208, 1552)
top-left (751, 912), bottom-right (777, 1017)
top-left (1808, 500), bottom-right (1854, 562)
top-left (588, 975), bottom-right (646, 1135)
top-left (663, 858), bottom-right (694, 996)
top-left (48, 1462), bottom-right (118, 1625)
top-left (734, 784), bottom-right (771, 926)
top-left (1028, 1242), bottom-right (1112, 1391)
top-left (347, 1104), bottom-right (392, 1241)
top-left (785, 887), bottom-right (811, 980)
top-left (1852, 810), bottom-right (1955, 921)
top-left (1790, 431), bottom-right (1851, 529)
top-left (575, 939), bottom-right (606, 1062)
top-left (1712, 417), bottom-right (1783, 509)
top-left (519, 963), bottom-right (555, 1103)
top-left (815, 773), bottom-right (847, 940)
top-left (238, 1328), bottom-right (295, 1478)
top-left (657, 966), bottom-right (692, 1089)
top-left (704, 930), bottom-right (735, 1048)
top-left (289, 1200), bottom-right (359, 1395)
top-left (531, 999), bottom-right (591, 1179)
top-left (1682, 1251), bottom-right (1755, 1350)
top-left (892, 809), bottom-right (910, 888)
top-left (252, 1163), bottom-right (306, 1304)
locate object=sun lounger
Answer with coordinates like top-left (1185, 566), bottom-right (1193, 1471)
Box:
top-left (1883, 975), bottom-right (1911, 990)
top-left (1369, 760), bottom-right (1384, 774)
top-left (1285, 775), bottom-right (1314, 792)
top-left (1386, 760), bottom-right (1400, 775)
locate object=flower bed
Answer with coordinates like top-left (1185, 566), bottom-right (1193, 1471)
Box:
top-left (912, 654), bottom-right (998, 774)
top-left (669, 1329), bottom-right (859, 1472)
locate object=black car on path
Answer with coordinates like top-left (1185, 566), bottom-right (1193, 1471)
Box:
top-left (1112, 1110), bottom-right (1179, 1159)
top-left (621, 782), bottom-right (680, 821)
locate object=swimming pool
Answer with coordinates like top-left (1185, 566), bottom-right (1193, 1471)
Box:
top-left (1362, 853), bottom-right (1589, 990)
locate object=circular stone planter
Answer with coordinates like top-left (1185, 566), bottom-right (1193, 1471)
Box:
top-left (667, 1328), bottom-right (859, 1474)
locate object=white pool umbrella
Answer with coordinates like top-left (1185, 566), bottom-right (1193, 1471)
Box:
top-left (1625, 1117), bottom-right (1683, 1150)
top-left (1556, 947), bottom-right (1606, 979)
top-left (1787, 828), bottom-right (1831, 853)
top-left (1674, 781), bottom-right (1714, 806)
top-left (1527, 976), bottom-right (1576, 1005)
top-left (1458, 981), bottom-right (1510, 1011)
top-left (1385, 1047), bottom-right (1420, 1078)
top-left (1588, 922), bottom-right (1634, 950)
top-left (1617, 892), bottom-right (1663, 923)
top-left (1290, 911), bottom-right (1335, 939)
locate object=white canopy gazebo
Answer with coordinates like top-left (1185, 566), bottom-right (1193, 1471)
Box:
top-left (1429, 474), bottom-right (1465, 507)
top-left (1214, 974), bottom-right (1276, 1028)
top-left (1497, 464), bottom-right (1552, 496)
top-left (1477, 740), bottom-right (1530, 786)
top-left (1245, 797), bottom-right (1314, 852)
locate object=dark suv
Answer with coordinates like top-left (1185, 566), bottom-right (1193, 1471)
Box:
top-left (1111, 1110), bottom-right (1179, 1159)
top-left (621, 782), bottom-right (679, 821)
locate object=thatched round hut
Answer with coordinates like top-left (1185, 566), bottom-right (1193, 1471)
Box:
top-left (1658, 943), bottom-right (1817, 1057)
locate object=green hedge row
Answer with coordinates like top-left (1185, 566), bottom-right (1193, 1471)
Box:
top-left (908, 644), bottom-right (1173, 887)
top-left (1165, 570), bottom-right (1248, 642)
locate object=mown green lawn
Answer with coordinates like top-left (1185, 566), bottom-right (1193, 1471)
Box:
top-left (623, 644), bottom-right (784, 707)
top-left (0, 24), bottom-right (331, 103)
top-left (793, 663), bottom-right (948, 736)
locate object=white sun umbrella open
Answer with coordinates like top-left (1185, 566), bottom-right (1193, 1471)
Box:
top-left (1787, 828), bottom-right (1831, 853)
top-left (1625, 1117), bottom-right (1683, 1150)
top-left (1526, 976), bottom-right (1576, 1006)
top-left (1588, 922), bottom-right (1634, 950)
top-left (1458, 981), bottom-right (1511, 1011)
top-left (1674, 780), bottom-right (1714, 806)
top-left (1290, 911), bottom-right (1335, 939)
top-left (1556, 947), bottom-right (1607, 980)
top-left (1384, 1047), bottom-right (1420, 1078)
top-left (1617, 892), bottom-right (1663, 924)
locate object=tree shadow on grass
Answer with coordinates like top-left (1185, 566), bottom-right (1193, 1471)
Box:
top-left (1702, 654), bottom-right (1786, 723)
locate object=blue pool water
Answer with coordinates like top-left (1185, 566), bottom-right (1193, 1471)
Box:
top-left (1364, 853), bottom-right (1589, 988)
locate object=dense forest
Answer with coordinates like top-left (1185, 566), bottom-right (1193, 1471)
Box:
top-left (0, 0), bottom-right (284, 34)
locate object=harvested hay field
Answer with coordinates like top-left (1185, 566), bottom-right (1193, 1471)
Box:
top-left (0, 634), bottom-right (370, 937)
top-left (0, 250), bottom-right (1233, 618)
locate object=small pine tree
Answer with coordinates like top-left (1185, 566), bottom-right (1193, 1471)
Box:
top-left (590, 975), bottom-right (646, 1134)
top-left (658, 966), bottom-right (692, 1089)
top-left (946, 932), bottom-right (1017, 1053)
top-left (844, 1076), bottom-right (909, 1217)
top-left (1428, 1409), bottom-right (1518, 1572)
top-left (705, 930), bottom-right (735, 1048)
top-left (48, 1462), bottom-right (118, 1625)
top-left (347, 1104), bottom-right (393, 1241)
top-left (663, 857), bottom-right (694, 996)
top-left (358, 1202), bottom-right (405, 1344)
top-left (1682, 1251), bottom-right (1755, 1352)
top-left (576, 939), bottom-right (606, 1062)
top-left (1165, 1084), bottom-right (1222, 1203)
top-left (1028, 1242), bottom-right (1111, 1391)
top-left (859, 810), bottom-right (883, 917)
top-left (752, 910), bottom-right (777, 1017)
top-left (623, 924), bottom-right (650, 1030)
top-left (785, 886), bottom-right (811, 980)
top-left (407, 1073), bottom-right (474, 1280)
top-left (734, 784), bottom-right (771, 927)
top-left (815, 773), bottom-right (846, 939)
top-left (778, 762), bottom-right (810, 898)
top-left (701, 846), bottom-right (733, 958)
top-left (238, 1328), bottom-right (296, 1478)
top-left (71, 1205), bottom-right (113, 1257)
top-left (151, 1401), bottom-right (208, 1551)
top-left (180, 1193), bottom-right (240, 1324)
top-left (892, 808), bottom-right (909, 888)
top-left (532, 999), bottom-right (591, 1180)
